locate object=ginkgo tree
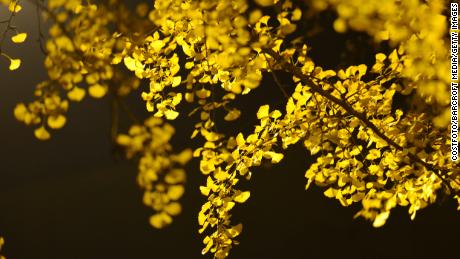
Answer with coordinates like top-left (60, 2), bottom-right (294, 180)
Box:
top-left (1, 0), bottom-right (458, 258)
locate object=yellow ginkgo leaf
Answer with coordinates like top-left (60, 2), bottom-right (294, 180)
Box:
top-left (214, 168), bottom-right (229, 181)
top-left (286, 98), bottom-right (295, 114)
top-left (164, 202), bottom-right (182, 216)
top-left (171, 94), bottom-right (182, 106)
top-left (67, 87), bottom-right (86, 102)
top-left (88, 84), bottom-right (108, 98)
top-left (256, 105), bottom-right (269, 119)
top-left (9, 58), bottom-right (21, 70)
top-left (165, 169), bottom-right (186, 185)
top-left (324, 187), bottom-right (336, 198)
top-left (149, 212), bottom-right (172, 228)
top-left (74, 4), bottom-right (83, 14)
top-left (171, 76), bottom-right (181, 87)
top-left (198, 210), bottom-right (207, 226)
top-left (333, 18), bottom-right (347, 33)
top-left (201, 236), bottom-right (213, 255)
top-left (34, 126), bottom-right (50, 141)
top-left (182, 43), bottom-right (195, 57)
top-left (195, 88), bottom-right (211, 99)
top-left (123, 56), bottom-right (143, 72)
top-left (13, 103), bottom-right (27, 121)
top-left (234, 191), bottom-right (250, 203)
top-left (200, 186), bottom-right (210, 196)
top-left (146, 101), bottom-right (154, 112)
top-left (8, 1), bottom-right (22, 13)
top-left (264, 151), bottom-right (284, 163)
top-left (372, 211), bottom-right (390, 228)
top-left (116, 134), bottom-right (131, 146)
top-left (171, 149), bottom-right (192, 165)
top-left (228, 223), bottom-right (243, 238)
top-left (11, 33), bottom-right (27, 43)
top-left (200, 160), bottom-right (215, 175)
top-left (224, 109), bottom-right (241, 121)
top-left (236, 133), bottom-right (245, 147)
top-left (365, 149), bottom-right (381, 160)
top-left (47, 114), bottom-right (66, 129)
top-left (375, 53), bottom-right (386, 62)
top-left (167, 185), bottom-right (184, 200)
top-left (150, 39), bottom-right (165, 52)
top-left (164, 109), bottom-right (179, 120)
top-left (269, 110), bottom-right (282, 119)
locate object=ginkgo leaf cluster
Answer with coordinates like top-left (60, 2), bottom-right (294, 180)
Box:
top-left (0, 0), bottom-right (26, 71)
top-left (4, 0), bottom-right (459, 258)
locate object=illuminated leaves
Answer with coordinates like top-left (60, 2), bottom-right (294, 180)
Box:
top-left (11, 32), bottom-right (27, 43)
top-left (317, 0), bottom-right (451, 109)
top-left (67, 87), bottom-right (86, 102)
top-left (123, 56), bottom-right (144, 73)
top-left (164, 202), bottom-right (182, 215)
top-left (233, 191), bottom-right (250, 203)
top-left (164, 110), bottom-right (179, 120)
top-left (9, 58), bottom-right (21, 70)
top-left (256, 105), bottom-right (270, 119)
top-left (224, 109), bottom-right (241, 121)
top-left (365, 149), bottom-right (381, 160)
top-left (7, 1), bottom-right (460, 258)
top-left (150, 212), bottom-right (173, 228)
top-left (263, 151), bottom-right (284, 163)
top-left (117, 118), bottom-right (192, 229)
top-left (324, 188), bottom-right (336, 198)
top-left (14, 89), bottom-right (69, 140)
top-left (167, 185), bottom-right (185, 200)
top-left (8, 1), bottom-right (22, 13)
top-left (13, 103), bottom-right (27, 121)
top-left (373, 211), bottom-right (390, 228)
top-left (171, 76), bottom-right (181, 87)
top-left (47, 114), bottom-right (66, 129)
top-left (34, 126), bottom-right (50, 141)
top-left (88, 84), bottom-right (108, 98)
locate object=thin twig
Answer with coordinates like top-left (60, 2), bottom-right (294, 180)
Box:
top-left (35, 0), bottom-right (47, 55)
top-left (0, 0), bottom-right (18, 53)
top-left (263, 53), bottom-right (289, 99)
top-left (115, 95), bottom-right (140, 124)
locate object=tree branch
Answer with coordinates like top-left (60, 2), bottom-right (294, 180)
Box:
top-left (262, 48), bottom-right (459, 192)
top-left (263, 53), bottom-right (289, 99)
top-left (35, 0), bottom-right (47, 55)
top-left (0, 0), bottom-right (18, 53)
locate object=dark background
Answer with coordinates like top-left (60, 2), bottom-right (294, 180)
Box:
top-left (1, 1), bottom-right (460, 259)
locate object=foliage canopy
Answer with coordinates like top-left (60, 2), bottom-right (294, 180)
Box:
top-left (1, 0), bottom-right (458, 258)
